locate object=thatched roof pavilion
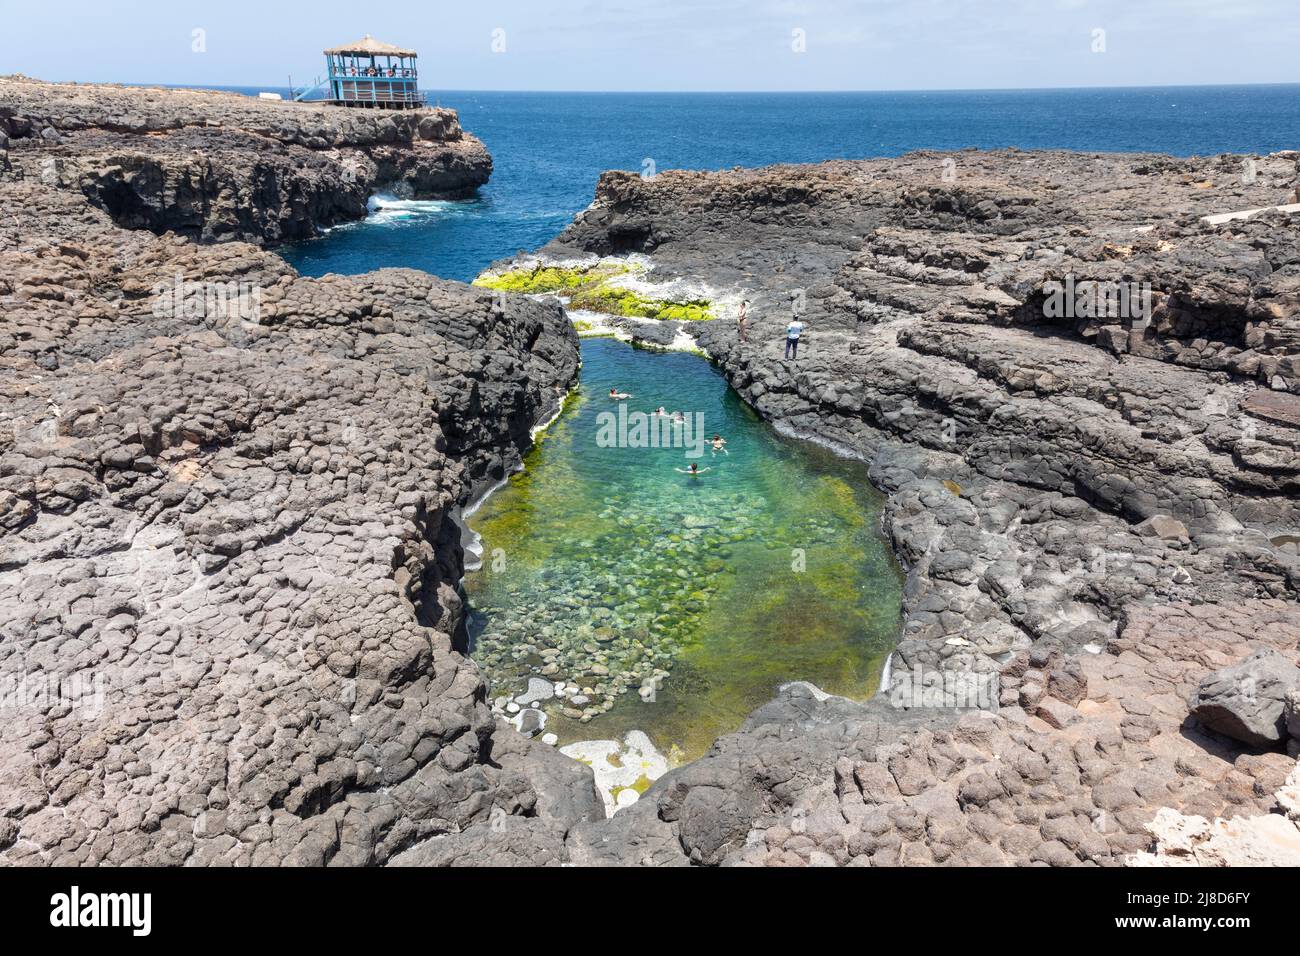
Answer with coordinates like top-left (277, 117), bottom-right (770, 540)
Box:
top-left (295, 34), bottom-right (424, 109)
top-left (324, 35), bottom-right (418, 58)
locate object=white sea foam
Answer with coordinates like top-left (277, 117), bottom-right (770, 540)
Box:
top-left (458, 386), bottom-right (572, 568)
top-left (364, 194), bottom-right (461, 226)
top-left (771, 419), bottom-right (871, 463)
top-left (530, 392), bottom-right (571, 439)
top-left (565, 308), bottom-right (632, 341)
top-left (462, 466), bottom-right (519, 520)
top-left (461, 524), bottom-right (485, 572)
top-left (474, 253), bottom-right (742, 350)
top-left (878, 652), bottom-right (894, 695)
top-left (668, 326), bottom-right (707, 355)
top-left (562, 307), bottom-right (708, 356)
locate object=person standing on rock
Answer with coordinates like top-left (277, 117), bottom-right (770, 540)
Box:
top-left (737, 300), bottom-right (749, 343)
top-left (784, 315), bottom-right (805, 359)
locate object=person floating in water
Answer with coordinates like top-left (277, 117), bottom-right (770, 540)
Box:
top-left (711, 434), bottom-right (728, 455)
top-left (785, 316), bottom-right (805, 359)
top-left (671, 410), bottom-right (685, 425)
top-left (676, 463), bottom-right (711, 476)
top-left (652, 406), bottom-right (668, 417)
top-left (609, 387), bottom-right (632, 400)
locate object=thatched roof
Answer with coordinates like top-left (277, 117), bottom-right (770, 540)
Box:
top-left (324, 35), bottom-right (417, 57)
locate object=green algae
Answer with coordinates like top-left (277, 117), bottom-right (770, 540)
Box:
top-left (474, 259), bottom-right (715, 322)
top-left (653, 302), bottom-right (714, 322)
top-left (472, 262), bottom-right (633, 294)
top-left (570, 284), bottom-right (715, 322)
top-left (609, 775), bottom-right (656, 803)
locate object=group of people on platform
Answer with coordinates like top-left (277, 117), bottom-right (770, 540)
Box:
top-left (344, 66), bottom-right (413, 78)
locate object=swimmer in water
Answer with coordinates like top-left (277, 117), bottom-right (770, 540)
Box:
top-left (675, 463), bottom-right (711, 476)
top-left (671, 410), bottom-right (685, 424)
top-left (653, 406), bottom-right (667, 417)
top-left (609, 387), bottom-right (632, 400)
top-left (711, 434), bottom-right (728, 455)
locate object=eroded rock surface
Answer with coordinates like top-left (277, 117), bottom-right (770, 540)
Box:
top-left (0, 76), bottom-right (492, 243)
top-left (0, 83), bottom-right (592, 865)
top-left (560, 602), bottom-right (1300, 865)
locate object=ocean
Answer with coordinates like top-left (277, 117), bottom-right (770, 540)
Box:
top-left (267, 85), bottom-right (1300, 283)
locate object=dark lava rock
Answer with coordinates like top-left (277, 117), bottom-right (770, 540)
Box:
top-left (0, 78), bottom-right (583, 866)
top-left (1190, 648), bottom-right (1300, 748)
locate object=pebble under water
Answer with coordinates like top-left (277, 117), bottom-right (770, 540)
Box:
top-left (466, 337), bottom-right (903, 763)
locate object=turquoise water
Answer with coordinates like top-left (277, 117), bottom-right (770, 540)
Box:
top-left (276, 85), bottom-right (1300, 283)
top-left (465, 339), bottom-right (902, 760)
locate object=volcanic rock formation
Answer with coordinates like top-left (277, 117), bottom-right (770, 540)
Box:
top-left (0, 80), bottom-right (591, 865)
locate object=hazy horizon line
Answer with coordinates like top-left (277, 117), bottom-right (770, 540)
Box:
top-left (19, 74), bottom-right (1300, 97)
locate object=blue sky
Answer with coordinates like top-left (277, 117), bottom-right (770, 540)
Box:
top-left (4, 0), bottom-right (1297, 92)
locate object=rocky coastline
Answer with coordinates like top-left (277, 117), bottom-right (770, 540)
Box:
top-left (2, 77), bottom-right (1298, 866)
top-left (0, 76), bottom-right (492, 244)
top-left (517, 149), bottom-right (1300, 865)
top-left (0, 79), bottom-right (594, 865)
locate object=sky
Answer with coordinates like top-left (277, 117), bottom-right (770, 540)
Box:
top-left (3, 0), bottom-right (1297, 92)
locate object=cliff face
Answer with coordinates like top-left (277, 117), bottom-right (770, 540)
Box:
top-left (0, 77), bottom-right (493, 244)
top-left (520, 150), bottom-right (1300, 866)
top-left (0, 82), bottom-right (591, 865)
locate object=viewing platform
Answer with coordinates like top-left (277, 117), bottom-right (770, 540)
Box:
top-left (294, 35), bottom-right (426, 109)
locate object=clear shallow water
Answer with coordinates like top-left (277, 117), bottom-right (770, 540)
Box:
top-left (277, 85), bottom-right (1300, 283)
top-left (464, 338), bottom-right (902, 761)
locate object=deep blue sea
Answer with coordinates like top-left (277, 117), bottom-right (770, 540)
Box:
top-left (257, 85), bottom-right (1300, 283)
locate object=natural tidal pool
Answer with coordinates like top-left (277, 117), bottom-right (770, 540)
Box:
top-left (466, 337), bottom-right (903, 763)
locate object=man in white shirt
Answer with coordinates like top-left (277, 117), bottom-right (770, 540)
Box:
top-left (785, 317), bottom-right (805, 359)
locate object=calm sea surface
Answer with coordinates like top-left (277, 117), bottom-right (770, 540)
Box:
top-left (263, 84), bottom-right (1300, 282)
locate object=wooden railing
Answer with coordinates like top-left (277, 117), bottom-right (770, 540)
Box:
top-left (332, 77), bottom-right (425, 105)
